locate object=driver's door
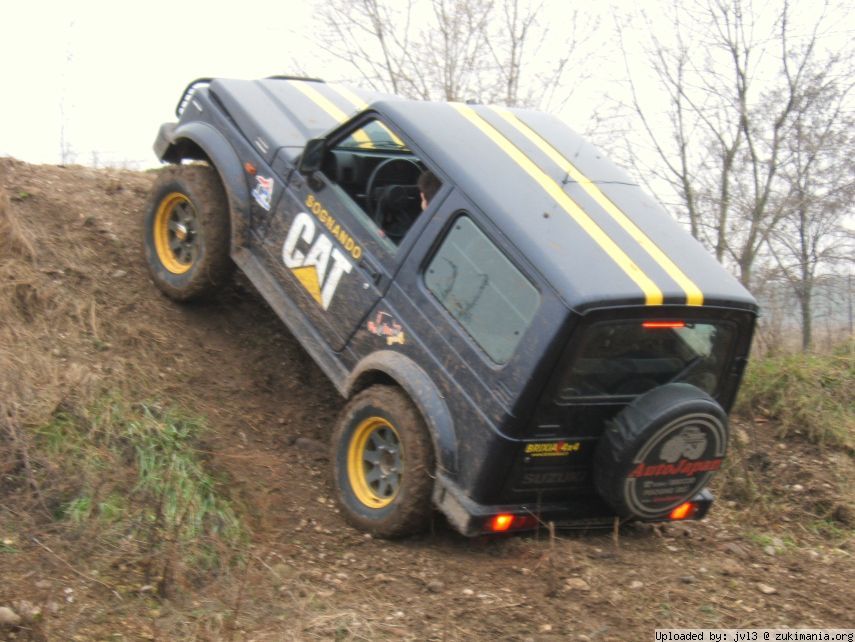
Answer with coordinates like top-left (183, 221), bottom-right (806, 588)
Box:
top-left (255, 115), bottom-right (434, 352)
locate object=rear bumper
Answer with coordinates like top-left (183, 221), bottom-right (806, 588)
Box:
top-left (433, 473), bottom-right (714, 536)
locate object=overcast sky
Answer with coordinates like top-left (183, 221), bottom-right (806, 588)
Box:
top-left (0, 0), bottom-right (636, 168)
top-left (1, 1), bottom-right (323, 166)
top-left (1, 1), bottom-right (851, 169)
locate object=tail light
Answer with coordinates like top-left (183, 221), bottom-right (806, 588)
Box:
top-left (668, 501), bottom-right (699, 521)
top-left (486, 514), bottom-right (538, 533)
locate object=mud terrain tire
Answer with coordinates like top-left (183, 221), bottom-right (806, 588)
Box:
top-left (143, 165), bottom-right (233, 300)
top-left (594, 383), bottom-right (728, 519)
top-left (332, 385), bottom-right (434, 538)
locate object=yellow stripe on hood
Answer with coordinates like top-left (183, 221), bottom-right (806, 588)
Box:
top-left (289, 81), bottom-right (372, 146)
top-left (327, 84), bottom-right (406, 147)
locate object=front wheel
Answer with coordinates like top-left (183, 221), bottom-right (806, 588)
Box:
top-left (331, 385), bottom-right (434, 538)
top-left (143, 164), bottom-right (233, 301)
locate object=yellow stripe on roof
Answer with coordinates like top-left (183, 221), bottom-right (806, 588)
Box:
top-left (492, 108), bottom-right (703, 306)
top-left (327, 84), bottom-right (406, 147)
top-left (451, 103), bottom-right (663, 306)
top-left (289, 81), bottom-right (371, 145)
top-left (327, 83), bottom-right (369, 110)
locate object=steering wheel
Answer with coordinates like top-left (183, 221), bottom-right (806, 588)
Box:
top-left (365, 158), bottom-right (423, 233)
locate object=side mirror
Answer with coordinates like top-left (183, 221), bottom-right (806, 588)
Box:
top-left (298, 138), bottom-right (326, 174)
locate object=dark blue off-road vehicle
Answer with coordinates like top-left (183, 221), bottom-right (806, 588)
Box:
top-left (145, 77), bottom-right (756, 537)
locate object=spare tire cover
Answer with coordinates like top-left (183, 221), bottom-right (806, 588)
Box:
top-left (594, 383), bottom-right (728, 519)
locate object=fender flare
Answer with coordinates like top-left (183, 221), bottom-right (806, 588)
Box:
top-left (343, 351), bottom-right (458, 475)
top-left (157, 121), bottom-right (250, 244)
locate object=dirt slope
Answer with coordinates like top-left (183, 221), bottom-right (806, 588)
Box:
top-left (0, 158), bottom-right (852, 641)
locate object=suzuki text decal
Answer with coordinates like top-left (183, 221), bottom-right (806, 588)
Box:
top-left (282, 212), bottom-right (352, 310)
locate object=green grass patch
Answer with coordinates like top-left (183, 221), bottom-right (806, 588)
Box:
top-left (735, 346), bottom-right (854, 450)
top-left (745, 531), bottom-right (775, 547)
top-left (808, 519), bottom-right (854, 545)
top-left (744, 531), bottom-right (796, 549)
top-left (34, 395), bottom-right (246, 593)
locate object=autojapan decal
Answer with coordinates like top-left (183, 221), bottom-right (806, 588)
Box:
top-left (623, 414), bottom-right (726, 518)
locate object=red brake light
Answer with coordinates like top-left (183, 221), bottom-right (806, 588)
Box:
top-left (643, 321), bottom-right (686, 329)
top-left (669, 502), bottom-right (696, 520)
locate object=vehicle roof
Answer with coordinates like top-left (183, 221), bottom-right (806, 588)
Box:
top-left (205, 77), bottom-right (757, 314)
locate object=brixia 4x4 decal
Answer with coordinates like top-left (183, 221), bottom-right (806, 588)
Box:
top-left (524, 441), bottom-right (581, 457)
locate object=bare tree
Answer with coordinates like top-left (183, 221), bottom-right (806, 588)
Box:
top-left (767, 65), bottom-right (855, 350)
top-left (616, 0), bottom-right (847, 288)
top-left (317, 0), bottom-right (594, 108)
top-left (423, 0), bottom-right (494, 101)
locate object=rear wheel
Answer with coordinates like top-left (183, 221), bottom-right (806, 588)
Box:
top-left (143, 164), bottom-right (233, 300)
top-left (332, 385), bottom-right (434, 538)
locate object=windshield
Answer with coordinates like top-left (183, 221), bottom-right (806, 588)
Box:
top-left (338, 120), bottom-right (410, 152)
top-left (555, 320), bottom-right (735, 401)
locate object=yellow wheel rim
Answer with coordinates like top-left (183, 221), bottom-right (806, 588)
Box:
top-left (154, 192), bottom-right (197, 274)
top-left (347, 417), bottom-right (403, 509)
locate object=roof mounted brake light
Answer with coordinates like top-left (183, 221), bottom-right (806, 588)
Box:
top-left (643, 321), bottom-right (686, 329)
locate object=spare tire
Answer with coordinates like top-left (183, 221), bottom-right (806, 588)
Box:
top-left (594, 383), bottom-right (728, 519)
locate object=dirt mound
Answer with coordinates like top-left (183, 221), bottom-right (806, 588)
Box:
top-left (1, 158), bottom-right (852, 640)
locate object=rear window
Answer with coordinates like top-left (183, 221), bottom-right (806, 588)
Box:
top-left (425, 215), bottom-right (539, 363)
top-left (555, 321), bottom-right (735, 400)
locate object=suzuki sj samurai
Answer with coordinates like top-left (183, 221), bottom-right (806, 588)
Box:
top-left (145, 77), bottom-right (757, 537)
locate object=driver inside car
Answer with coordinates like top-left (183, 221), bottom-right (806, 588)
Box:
top-left (375, 169), bottom-right (441, 244)
top-left (417, 170), bottom-right (441, 211)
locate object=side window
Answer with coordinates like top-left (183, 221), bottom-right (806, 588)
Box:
top-left (318, 117), bottom-right (441, 252)
top-left (425, 215), bottom-right (539, 364)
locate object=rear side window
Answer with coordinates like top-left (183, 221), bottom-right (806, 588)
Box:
top-left (425, 215), bottom-right (539, 363)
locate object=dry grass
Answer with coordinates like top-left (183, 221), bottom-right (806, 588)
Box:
top-left (0, 160), bottom-right (247, 630)
top-left (2, 159), bottom-right (853, 640)
top-left (735, 345), bottom-right (854, 450)
top-left (0, 185), bottom-right (37, 260)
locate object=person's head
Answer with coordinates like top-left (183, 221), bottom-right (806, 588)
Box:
top-left (417, 170), bottom-right (441, 210)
